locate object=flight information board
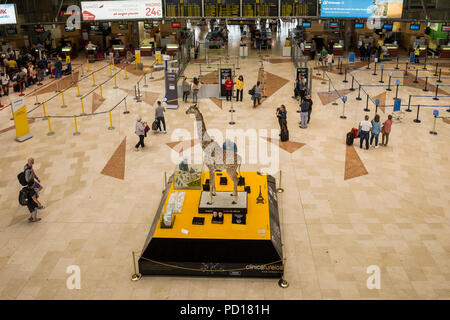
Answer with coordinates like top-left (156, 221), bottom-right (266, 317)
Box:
top-left (165, 0), bottom-right (202, 17)
top-left (204, 0), bottom-right (240, 17)
top-left (242, 0), bottom-right (279, 17)
top-left (281, 0), bottom-right (317, 16)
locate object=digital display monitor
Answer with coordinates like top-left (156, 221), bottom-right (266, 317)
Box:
top-left (321, 0), bottom-right (404, 19)
top-left (119, 24), bottom-right (128, 30)
top-left (90, 25), bottom-right (101, 32)
top-left (204, 0), bottom-right (240, 17)
top-left (355, 23), bottom-right (364, 29)
top-left (330, 22), bottom-right (339, 28)
top-left (34, 27), bottom-right (45, 33)
top-left (144, 23), bottom-right (153, 29)
top-left (7, 27), bottom-right (17, 35)
top-left (281, 0), bottom-right (317, 16)
top-left (242, 0), bottom-right (279, 17)
top-left (383, 23), bottom-right (393, 30)
top-left (65, 26), bottom-right (76, 32)
top-left (172, 22), bottom-right (181, 28)
top-left (165, 0), bottom-right (202, 17)
top-left (81, 0), bottom-right (163, 20)
top-left (302, 21), bottom-right (311, 28)
top-left (409, 24), bottom-right (420, 31)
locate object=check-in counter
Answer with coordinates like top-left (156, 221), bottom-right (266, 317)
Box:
top-left (333, 44), bottom-right (344, 57)
top-left (304, 43), bottom-right (311, 57)
top-left (166, 44), bottom-right (179, 57)
top-left (438, 45), bottom-right (450, 59)
top-left (409, 45), bottom-right (427, 57)
top-left (140, 44), bottom-right (153, 57)
top-left (385, 44), bottom-right (399, 57)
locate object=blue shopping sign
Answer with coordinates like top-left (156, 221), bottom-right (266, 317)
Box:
top-left (410, 53), bottom-right (415, 63)
top-left (376, 98), bottom-right (380, 105)
top-left (396, 79), bottom-right (400, 85)
top-left (342, 96), bottom-right (347, 103)
top-left (433, 109), bottom-right (439, 116)
top-left (394, 99), bottom-right (401, 111)
top-left (349, 53), bottom-right (355, 63)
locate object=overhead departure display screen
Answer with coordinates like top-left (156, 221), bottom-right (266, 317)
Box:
top-left (242, 0), bottom-right (279, 17)
top-left (165, 0), bottom-right (202, 17)
top-left (320, 0), bottom-right (404, 19)
top-left (204, 0), bottom-right (240, 17)
top-left (281, 0), bottom-right (317, 17)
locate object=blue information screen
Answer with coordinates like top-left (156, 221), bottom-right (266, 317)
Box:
top-left (320, 0), bottom-right (373, 18)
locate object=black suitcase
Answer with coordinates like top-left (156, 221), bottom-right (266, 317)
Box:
top-left (13, 83), bottom-right (20, 92)
top-left (346, 132), bottom-right (354, 146)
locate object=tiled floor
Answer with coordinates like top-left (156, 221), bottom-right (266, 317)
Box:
top-left (0, 24), bottom-right (449, 300)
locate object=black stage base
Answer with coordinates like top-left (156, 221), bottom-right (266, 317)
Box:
top-left (138, 174), bottom-right (283, 278)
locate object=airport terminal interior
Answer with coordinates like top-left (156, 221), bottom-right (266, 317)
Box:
top-left (0, 0), bottom-right (449, 300)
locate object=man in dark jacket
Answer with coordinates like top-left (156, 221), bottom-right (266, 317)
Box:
top-left (304, 95), bottom-right (313, 124)
top-left (300, 99), bottom-right (311, 129)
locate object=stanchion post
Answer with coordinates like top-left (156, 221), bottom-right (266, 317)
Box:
top-left (80, 98), bottom-right (86, 115)
top-left (131, 251), bottom-right (142, 281)
top-left (327, 78), bottom-right (331, 93)
top-left (143, 73), bottom-right (148, 88)
top-left (34, 92), bottom-right (40, 106)
top-left (42, 103), bottom-right (47, 120)
top-left (73, 115), bottom-right (80, 135)
top-left (349, 75), bottom-right (355, 91)
top-left (413, 69), bottom-right (419, 83)
top-left (340, 98), bottom-right (347, 119)
top-left (92, 72), bottom-right (96, 87)
top-left (338, 58), bottom-right (343, 74)
top-left (108, 111), bottom-right (115, 130)
top-left (277, 171), bottom-right (284, 193)
top-left (404, 62), bottom-right (408, 75)
top-left (123, 97), bottom-right (130, 114)
top-left (343, 68), bottom-right (348, 83)
top-left (366, 57), bottom-right (370, 69)
top-left (81, 64), bottom-right (84, 77)
top-left (86, 58), bottom-right (90, 71)
top-left (413, 104), bottom-right (421, 123)
top-left (422, 55), bottom-right (427, 70)
top-left (386, 73), bottom-right (392, 91)
top-left (124, 65), bottom-right (128, 80)
top-left (60, 91), bottom-right (67, 108)
top-left (423, 76), bottom-right (428, 92)
top-left (434, 63), bottom-right (439, 76)
top-left (47, 116), bottom-right (54, 136)
top-left (393, 82), bottom-right (399, 100)
top-left (76, 81), bottom-right (81, 97)
top-left (356, 84), bottom-right (362, 100)
top-left (430, 115), bottom-right (438, 135)
top-left (395, 56), bottom-right (399, 70)
top-left (364, 93), bottom-right (370, 112)
top-left (109, 63), bottom-right (113, 78)
top-left (114, 74), bottom-right (118, 89)
top-left (379, 66), bottom-right (384, 83)
top-left (99, 85), bottom-right (105, 101)
top-left (372, 62), bottom-right (377, 75)
top-left (433, 85), bottom-right (439, 100)
top-left (228, 100), bottom-right (236, 125)
top-left (406, 95), bottom-right (412, 112)
top-left (437, 69), bottom-right (442, 83)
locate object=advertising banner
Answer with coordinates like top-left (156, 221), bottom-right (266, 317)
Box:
top-left (320, 0), bottom-right (403, 19)
top-left (81, 0), bottom-right (163, 21)
top-left (165, 72), bottom-right (179, 109)
top-left (0, 4), bottom-right (17, 25)
top-left (220, 68), bottom-right (232, 97)
top-left (11, 97), bottom-right (32, 142)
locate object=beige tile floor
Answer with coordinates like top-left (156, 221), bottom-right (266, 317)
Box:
top-left (0, 24), bottom-right (449, 300)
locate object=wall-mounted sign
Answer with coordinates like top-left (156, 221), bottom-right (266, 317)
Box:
top-left (0, 4), bottom-right (17, 25)
top-left (320, 0), bottom-right (404, 19)
top-left (81, 0), bottom-right (163, 21)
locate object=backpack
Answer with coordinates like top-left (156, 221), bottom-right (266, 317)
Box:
top-left (346, 132), bottom-right (355, 146)
top-left (248, 86), bottom-right (255, 96)
top-left (151, 120), bottom-right (159, 131)
top-left (280, 128), bottom-right (289, 142)
top-left (17, 171), bottom-right (27, 186)
top-left (18, 187), bottom-right (29, 206)
top-left (56, 60), bottom-right (62, 70)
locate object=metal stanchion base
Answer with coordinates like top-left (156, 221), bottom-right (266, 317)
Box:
top-left (429, 131), bottom-right (437, 135)
top-left (446, 108), bottom-right (450, 112)
top-left (34, 102), bottom-right (40, 106)
top-left (277, 188), bottom-right (284, 193)
top-left (363, 108), bottom-right (370, 112)
top-left (413, 80), bottom-right (418, 83)
top-left (437, 80), bottom-right (442, 83)
top-left (47, 132), bottom-right (55, 136)
top-left (321, 81), bottom-right (326, 84)
top-left (114, 86), bottom-right (118, 89)
top-left (356, 97), bottom-right (362, 101)
top-left (42, 117), bottom-right (47, 121)
top-left (76, 94), bottom-right (82, 98)
top-left (405, 109), bottom-right (412, 112)
top-left (340, 115), bottom-right (347, 119)
top-left (143, 85), bottom-right (148, 88)
top-left (123, 111), bottom-right (130, 114)
top-left (61, 105), bottom-right (67, 108)
top-left (332, 102), bottom-right (338, 106)
top-left (108, 126), bottom-right (115, 130)
top-left (413, 119), bottom-right (421, 123)
top-left (433, 97), bottom-right (439, 101)
top-left (343, 80), bottom-right (348, 83)
top-left (379, 80), bottom-right (384, 83)
top-left (423, 89), bottom-right (428, 92)
top-left (229, 121), bottom-right (236, 125)
top-left (349, 88), bottom-right (355, 91)
top-left (393, 97), bottom-right (398, 100)
top-left (99, 98), bottom-right (106, 102)
top-left (73, 132), bottom-right (80, 136)
top-left (278, 278), bottom-right (289, 288)
top-left (125, 77), bottom-right (128, 80)
top-left (386, 88), bottom-right (392, 91)
top-left (131, 273), bottom-right (142, 282)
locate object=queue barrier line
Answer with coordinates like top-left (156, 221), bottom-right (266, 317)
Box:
top-left (408, 95), bottom-right (450, 98)
top-left (359, 84), bottom-right (450, 87)
top-left (377, 104), bottom-right (450, 109)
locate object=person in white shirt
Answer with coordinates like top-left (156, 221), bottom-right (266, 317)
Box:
top-left (327, 52), bottom-right (334, 71)
top-left (1, 73), bottom-right (10, 96)
top-left (359, 115), bottom-right (372, 150)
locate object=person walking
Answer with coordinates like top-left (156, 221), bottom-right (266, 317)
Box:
top-left (299, 76), bottom-right (307, 102)
top-left (24, 158), bottom-right (43, 197)
top-left (252, 81), bottom-right (261, 108)
top-left (1, 72), bottom-right (9, 96)
top-left (359, 115), bottom-right (372, 150)
top-left (182, 77), bottom-right (190, 102)
top-left (191, 77), bottom-right (201, 104)
top-left (370, 114), bottom-right (382, 148)
top-left (414, 46), bottom-right (420, 64)
top-left (25, 180), bottom-right (43, 222)
top-left (299, 99), bottom-right (311, 129)
top-left (276, 105), bottom-right (287, 133)
top-left (381, 114), bottom-right (393, 146)
top-left (327, 50), bottom-right (334, 72)
top-left (224, 76), bottom-right (234, 102)
top-left (304, 94), bottom-right (313, 124)
top-left (321, 47), bottom-right (328, 67)
top-left (236, 75), bottom-right (244, 102)
top-left (155, 101), bottom-right (167, 134)
top-left (135, 115), bottom-right (146, 151)
top-left (310, 40), bottom-right (316, 60)
top-left (54, 56), bottom-right (63, 79)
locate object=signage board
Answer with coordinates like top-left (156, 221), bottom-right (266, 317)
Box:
top-left (0, 4), bottom-right (17, 25)
top-left (81, 0), bottom-right (163, 21)
top-left (220, 68), bottom-right (233, 97)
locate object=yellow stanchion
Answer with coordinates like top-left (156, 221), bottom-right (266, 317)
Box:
top-left (80, 98), bottom-right (86, 115)
top-left (99, 85), bottom-right (105, 101)
top-left (113, 58), bottom-right (115, 71)
top-left (108, 111), bottom-right (115, 130)
top-left (61, 91), bottom-right (67, 108)
top-left (110, 64), bottom-right (113, 77)
top-left (73, 115), bottom-right (80, 136)
top-left (92, 73), bottom-right (96, 87)
top-left (114, 74), bottom-right (118, 89)
top-left (76, 82), bottom-right (81, 97)
top-left (42, 103), bottom-right (47, 120)
top-left (124, 65), bottom-right (128, 80)
top-left (47, 116), bottom-right (54, 136)
top-left (87, 59), bottom-right (90, 71)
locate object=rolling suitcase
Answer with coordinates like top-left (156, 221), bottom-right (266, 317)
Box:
top-left (346, 132), bottom-right (355, 146)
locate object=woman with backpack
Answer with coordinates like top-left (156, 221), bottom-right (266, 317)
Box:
top-left (251, 81), bottom-right (261, 108)
top-left (370, 114), bottom-right (382, 148)
top-left (191, 77), bottom-right (201, 104)
top-left (135, 115), bottom-right (147, 151)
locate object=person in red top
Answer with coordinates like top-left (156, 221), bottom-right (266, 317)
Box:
top-left (224, 76), bottom-right (234, 101)
top-left (381, 114), bottom-right (393, 146)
